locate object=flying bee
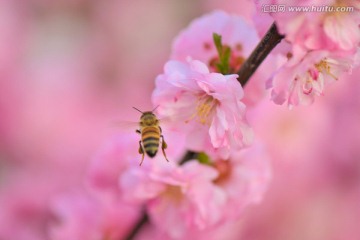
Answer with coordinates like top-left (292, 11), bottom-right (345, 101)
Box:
top-left (133, 106), bottom-right (169, 166)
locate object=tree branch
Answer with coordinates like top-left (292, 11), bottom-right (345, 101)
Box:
top-left (237, 22), bottom-right (284, 86)
top-left (125, 211), bottom-right (148, 240)
top-left (123, 22), bottom-right (284, 240)
top-left (179, 150), bottom-right (197, 165)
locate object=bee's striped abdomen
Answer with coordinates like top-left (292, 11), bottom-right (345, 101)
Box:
top-left (141, 126), bottom-right (160, 158)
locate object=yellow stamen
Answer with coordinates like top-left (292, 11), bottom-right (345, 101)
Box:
top-left (186, 95), bottom-right (218, 125)
top-left (315, 59), bottom-right (338, 80)
top-left (161, 185), bottom-right (183, 204)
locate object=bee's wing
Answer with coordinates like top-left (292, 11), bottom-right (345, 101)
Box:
top-left (157, 115), bottom-right (189, 133)
top-left (110, 120), bottom-right (139, 131)
top-left (158, 116), bottom-right (176, 125)
top-left (157, 110), bottom-right (192, 124)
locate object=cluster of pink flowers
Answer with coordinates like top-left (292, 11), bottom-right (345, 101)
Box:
top-left (88, 135), bottom-right (271, 239)
top-left (152, 59), bottom-right (253, 159)
top-left (257, 0), bottom-right (360, 107)
top-left (270, 47), bottom-right (356, 106)
top-left (169, 10), bottom-right (274, 107)
top-left (103, 6), bottom-right (357, 237)
top-left (263, 0), bottom-right (360, 52)
top-left (83, 12), bottom-right (273, 238)
top-left (2, 1), bottom-right (360, 239)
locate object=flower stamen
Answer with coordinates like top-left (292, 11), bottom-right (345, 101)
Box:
top-left (303, 76), bottom-right (313, 95)
top-left (315, 59), bottom-right (338, 80)
top-left (186, 95), bottom-right (218, 125)
top-left (213, 160), bottom-right (232, 184)
top-left (161, 185), bottom-right (183, 204)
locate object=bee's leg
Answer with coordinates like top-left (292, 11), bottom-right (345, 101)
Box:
top-left (136, 129), bottom-right (141, 134)
top-left (138, 140), bottom-right (145, 166)
top-left (161, 135), bottom-right (169, 162)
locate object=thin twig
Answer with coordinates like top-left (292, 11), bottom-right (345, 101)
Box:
top-left (179, 151), bottom-right (197, 165)
top-left (123, 22), bottom-right (284, 240)
top-left (125, 211), bottom-right (148, 240)
top-left (237, 23), bottom-right (284, 86)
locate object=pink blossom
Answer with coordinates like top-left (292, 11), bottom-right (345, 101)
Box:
top-left (231, 74), bottom-right (360, 239)
top-left (269, 48), bottom-right (357, 107)
top-left (171, 10), bottom-right (259, 72)
top-left (212, 143), bottom-right (272, 222)
top-left (87, 129), bottom-right (187, 197)
top-left (136, 220), bottom-right (245, 240)
top-left (120, 143), bottom-right (271, 238)
top-left (120, 160), bottom-right (226, 238)
top-left (87, 135), bottom-right (139, 196)
top-left (170, 10), bottom-right (278, 107)
top-left (90, 132), bottom-right (270, 238)
top-left (203, 1), bottom-right (256, 23)
top-left (48, 190), bottom-right (139, 240)
top-left (0, 164), bottom-right (85, 240)
top-left (256, 0), bottom-right (360, 52)
top-left (0, 178), bottom-right (51, 240)
top-left (152, 59), bottom-right (253, 159)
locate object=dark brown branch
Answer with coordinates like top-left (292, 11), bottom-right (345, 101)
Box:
top-left (123, 22), bottom-right (284, 240)
top-left (125, 211), bottom-right (148, 240)
top-left (237, 23), bottom-right (284, 86)
top-left (179, 150), bottom-right (197, 165)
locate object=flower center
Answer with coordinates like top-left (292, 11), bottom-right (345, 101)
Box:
top-left (301, 58), bottom-right (339, 95)
top-left (208, 43), bottom-right (245, 73)
top-left (102, 230), bottom-right (114, 240)
top-left (213, 160), bottom-right (232, 184)
top-left (187, 95), bottom-right (218, 125)
top-left (303, 76), bottom-right (314, 95)
top-left (162, 185), bottom-right (183, 204)
top-left (315, 59), bottom-right (338, 80)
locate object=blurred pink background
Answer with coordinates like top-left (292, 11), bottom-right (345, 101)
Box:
top-left (0, 1), bottom-right (359, 240)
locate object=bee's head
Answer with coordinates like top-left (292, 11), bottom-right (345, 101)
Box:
top-left (140, 112), bottom-right (158, 126)
top-left (133, 106), bottom-right (159, 127)
top-left (133, 106), bottom-right (160, 126)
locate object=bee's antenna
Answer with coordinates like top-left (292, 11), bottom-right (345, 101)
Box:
top-left (151, 105), bottom-right (160, 112)
top-left (132, 107), bottom-right (144, 113)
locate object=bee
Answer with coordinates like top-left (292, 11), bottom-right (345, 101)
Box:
top-left (133, 106), bottom-right (169, 166)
